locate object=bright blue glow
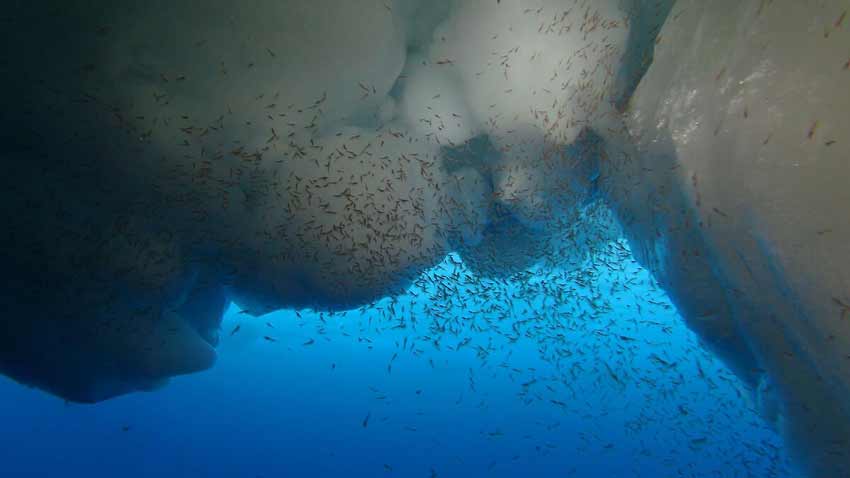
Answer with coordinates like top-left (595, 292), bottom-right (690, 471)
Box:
top-left (0, 244), bottom-right (791, 477)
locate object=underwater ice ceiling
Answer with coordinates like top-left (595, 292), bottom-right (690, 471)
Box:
top-left (0, 0), bottom-right (848, 476)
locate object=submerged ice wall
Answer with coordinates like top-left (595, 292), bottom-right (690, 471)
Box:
top-left (601, 1), bottom-right (850, 475)
top-left (0, 0), bottom-right (848, 475)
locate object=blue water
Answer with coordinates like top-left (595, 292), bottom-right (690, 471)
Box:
top-left (0, 244), bottom-right (792, 477)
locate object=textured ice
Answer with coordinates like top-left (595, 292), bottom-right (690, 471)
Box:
top-left (602, 0), bottom-right (850, 475)
top-left (0, 1), bottom-right (848, 475)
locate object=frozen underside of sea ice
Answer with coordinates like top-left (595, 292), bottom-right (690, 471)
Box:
top-left (0, 1), bottom-right (848, 475)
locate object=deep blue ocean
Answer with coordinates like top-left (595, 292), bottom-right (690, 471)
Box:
top-left (0, 245), bottom-right (793, 477)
